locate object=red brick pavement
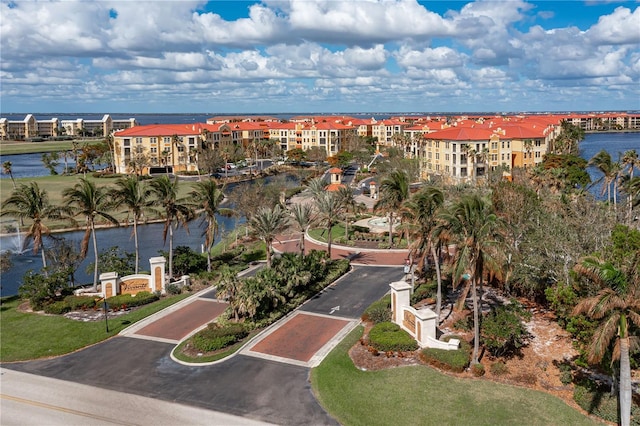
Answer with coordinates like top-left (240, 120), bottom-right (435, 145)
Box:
top-left (134, 299), bottom-right (228, 341)
top-left (249, 313), bottom-right (350, 362)
top-left (273, 232), bottom-right (410, 266)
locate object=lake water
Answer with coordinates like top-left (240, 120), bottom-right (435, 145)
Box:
top-left (0, 174), bottom-right (299, 297)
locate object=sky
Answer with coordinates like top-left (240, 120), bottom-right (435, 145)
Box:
top-left (1, 0), bottom-right (639, 114)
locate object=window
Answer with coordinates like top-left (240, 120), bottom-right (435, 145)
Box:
top-left (453, 154), bottom-right (456, 164)
top-left (452, 144), bottom-right (456, 153)
top-left (177, 146), bottom-right (185, 152)
top-left (163, 137), bottom-right (171, 144)
top-left (123, 139), bottom-right (130, 147)
top-left (135, 137), bottom-right (142, 144)
top-left (445, 153), bottom-right (449, 161)
top-left (150, 147), bottom-right (157, 154)
top-left (150, 137), bottom-right (157, 144)
top-left (435, 153), bottom-right (440, 160)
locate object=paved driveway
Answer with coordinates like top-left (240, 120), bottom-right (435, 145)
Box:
top-left (2, 265), bottom-right (403, 425)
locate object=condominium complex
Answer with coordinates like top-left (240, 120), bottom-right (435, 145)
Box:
top-left (3, 111), bottom-right (638, 183)
top-left (0, 114), bottom-right (137, 140)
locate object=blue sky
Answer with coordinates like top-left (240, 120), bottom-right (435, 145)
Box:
top-left (1, 0), bottom-right (639, 114)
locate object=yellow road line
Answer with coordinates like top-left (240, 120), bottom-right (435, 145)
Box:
top-left (1, 393), bottom-right (138, 426)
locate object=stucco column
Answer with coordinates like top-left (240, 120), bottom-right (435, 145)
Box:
top-left (389, 280), bottom-right (412, 325)
top-left (149, 257), bottom-right (166, 294)
top-left (99, 272), bottom-right (119, 298)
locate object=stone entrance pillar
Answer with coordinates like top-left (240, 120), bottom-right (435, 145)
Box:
top-left (149, 257), bottom-right (167, 294)
top-left (389, 280), bottom-right (412, 324)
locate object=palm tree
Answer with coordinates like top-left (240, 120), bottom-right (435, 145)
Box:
top-left (313, 191), bottom-right (343, 259)
top-left (189, 179), bottom-right (232, 272)
top-left (216, 265), bottom-right (245, 322)
top-left (110, 176), bottom-right (154, 274)
top-left (590, 149), bottom-right (616, 205)
top-left (63, 178), bottom-right (119, 290)
top-left (404, 186), bottom-right (445, 318)
top-left (3, 161), bottom-right (16, 188)
top-left (289, 203), bottom-right (314, 257)
top-left (436, 194), bottom-right (505, 364)
top-left (375, 169), bottom-right (410, 246)
top-left (337, 186), bottom-right (359, 241)
top-left (149, 175), bottom-right (193, 279)
top-left (621, 150), bottom-right (639, 220)
top-left (573, 255), bottom-right (640, 426)
top-left (249, 204), bottom-right (290, 268)
top-left (1, 182), bottom-right (60, 268)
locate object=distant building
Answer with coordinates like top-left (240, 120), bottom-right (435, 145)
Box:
top-left (0, 114), bottom-right (137, 140)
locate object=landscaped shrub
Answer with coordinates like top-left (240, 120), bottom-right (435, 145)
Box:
top-left (19, 270), bottom-right (73, 310)
top-left (573, 379), bottom-right (640, 425)
top-left (368, 322), bottom-right (418, 352)
top-left (471, 363), bottom-right (486, 377)
top-left (43, 301), bottom-right (72, 315)
top-left (106, 291), bottom-right (159, 309)
top-left (191, 322), bottom-right (249, 352)
top-left (481, 301), bottom-right (531, 358)
top-left (411, 281), bottom-right (436, 304)
top-left (361, 295), bottom-right (391, 324)
top-left (167, 284), bottom-right (182, 295)
top-left (63, 295), bottom-right (97, 311)
top-left (421, 337), bottom-right (471, 373)
top-left (490, 361), bottom-right (509, 376)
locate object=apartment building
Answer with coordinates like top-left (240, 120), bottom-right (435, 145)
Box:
top-left (0, 114), bottom-right (137, 140)
top-left (418, 116), bottom-right (561, 183)
top-left (112, 123), bottom-right (209, 175)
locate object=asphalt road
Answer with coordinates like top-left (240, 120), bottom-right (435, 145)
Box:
top-left (2, 265), bottom-right (403, 425)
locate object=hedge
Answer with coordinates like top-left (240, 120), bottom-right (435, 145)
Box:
top-left (361, 295), bottom-right (391, 324)
top-left (106, 292), bottom-right (159, 309)
top-left (368, 321), bottom-right (418, 352)
top-left (191, 323), bottom-right (248, 352)
top-left (573, 380), bottom-right (640, 425)
top-left (420, 336), bottom-right (471, 373)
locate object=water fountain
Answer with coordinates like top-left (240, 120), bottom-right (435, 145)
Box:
top-left (0, 219), bottom-right (26, 254)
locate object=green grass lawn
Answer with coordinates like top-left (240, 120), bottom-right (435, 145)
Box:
top-left (0, 294), bottom-right (189, 362)
top-left (311, 326), bottom-right (601, 426)
top-left (308, 225), bottom-right (346, 242)
top-left (0, 141), bottom-right (77, 155)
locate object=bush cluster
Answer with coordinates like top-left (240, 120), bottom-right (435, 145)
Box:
top-left (368, 322), bottom-right (418, 352)
top-left (411, 281), bottom-right (437, 304)
top-left (191, 323), bottom-right (248, 352)
top-left (421, 337), bottom-right (471, 373)
top-left (106, 291), bottom-right (159, 309)
top-left (489, 361), bottom-right (509, 376)
top-left (361, 295), bottom-right (391, 324)
top-left (573, 380), bottom-right (640, 425)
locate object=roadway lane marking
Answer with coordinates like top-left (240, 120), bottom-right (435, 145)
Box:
top-left (0, 393), bottom-right (138, 426)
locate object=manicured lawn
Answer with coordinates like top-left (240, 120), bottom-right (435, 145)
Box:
top-left (0, 294), bottom-right (189, 362)
top-left (308, 225), bottom-right (346, 242)
top-left (311, 327), bottom-right (600, 426)
top-left (0, 140), bottom-right (77, 155)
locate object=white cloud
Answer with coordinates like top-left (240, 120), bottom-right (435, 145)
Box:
top-left (1, 0), bottom-right (638, 113)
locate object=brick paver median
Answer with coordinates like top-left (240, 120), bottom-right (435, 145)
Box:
top-left (250, 313), bottom-right (350, 362)
top-left (135, 299), bottom-right (228, 341)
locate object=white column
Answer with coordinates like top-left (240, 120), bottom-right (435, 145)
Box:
top-left (149, 257), bottom-right (167, 294)
top-left (389, 281), bottom-right (412, 325)
top-left (99, 272), bottom-right (119, 298)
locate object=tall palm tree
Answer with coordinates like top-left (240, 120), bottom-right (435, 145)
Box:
top-left (621, 150), bottom-right (639, 219)
top-left (110, 176), bottom-right (154, 274)
top-left (289, 202), bottom-right (314, 257)
top-left (589, 149), bottom-right (615, 205)
top-left (3, 161), bottom-right (16, 188)
top-left (149, 175), bottom-right (193, 279)
top-left (573, 255), bottom-right (640, 426)
top-left (189, 179), bottom-right (232, 272)
top-left (375, 169), bottom-right (410, 246)
top-left (63, 178), bottom-right (119, 290)
top-left (1, 182), bottom-right (60, 268)
top-left (313, 191), bottom-right (343, 259)
top-left (337, 186), bottom-right (359, 241)
top-left (404, 186), bottom-right (445, 318)
top-left (436, 194), bottom-right (505, 364)
top-left (249, 204), bottom-right (290, 268)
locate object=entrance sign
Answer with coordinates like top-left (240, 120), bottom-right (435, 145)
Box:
top-left (389, 281), bottom-right (459, 350)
